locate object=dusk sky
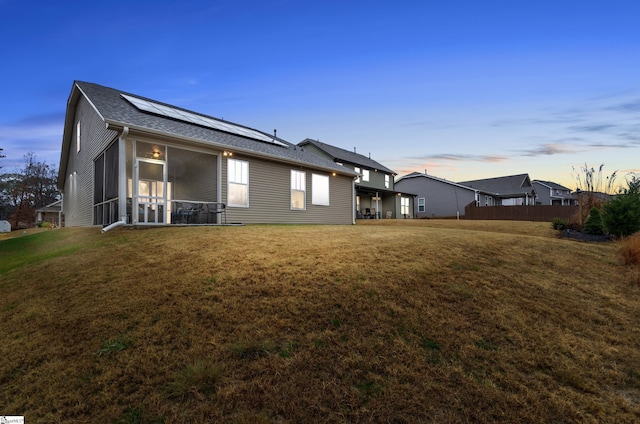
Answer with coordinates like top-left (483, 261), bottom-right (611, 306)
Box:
top-left (1, 0), bottom-right (639, 190)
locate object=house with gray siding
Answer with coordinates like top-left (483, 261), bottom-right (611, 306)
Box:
top-left (395, 172), bottom-right (478, 218)
top-left (459, 174), bottom-right (536, 206)
top-left (298, 139), bottom-right (415, 218)
top-left (532, 180), bottom-right (576, 205)
top-left (58, 81), bottom-right (357, 227)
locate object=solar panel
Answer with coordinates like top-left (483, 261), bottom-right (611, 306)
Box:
top-left (121, 94), bottom-right (287, 147)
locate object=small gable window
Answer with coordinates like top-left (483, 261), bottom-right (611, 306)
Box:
top-left (76, 122), bottom-right (81, 153)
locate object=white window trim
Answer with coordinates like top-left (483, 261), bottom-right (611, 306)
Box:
top-left (228, 158), bottom-right (249, 207)
top-left (362, 169), bottom-right (370, 182)
top-left (385, 174), bottom-right (390, 189)
top-left (401, 197), bottom-right (410, 215)
top-left (418, 197), bottom-right (425, 212)
top-left (291, 170), bottom-right (306, 210)
top-left (76, 121), bottom-right (81, 153)
top-left (312, 173), bottom-right (330, 206)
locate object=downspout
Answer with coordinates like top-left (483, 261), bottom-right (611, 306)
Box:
top-left (59, 193), bottom-right (63, 227)
top-left (104, 126), bottom-right (129, 233)
top-left (352, 176), bottom-right (356, 224)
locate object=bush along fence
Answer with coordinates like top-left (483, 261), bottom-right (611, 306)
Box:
top-left (464, 203), bottom-right (579, 222)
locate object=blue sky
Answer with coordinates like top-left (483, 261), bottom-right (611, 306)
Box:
top-left (1, 0), bottom-right (639, 190)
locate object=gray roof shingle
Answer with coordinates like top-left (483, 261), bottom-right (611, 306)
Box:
top-left (298, 138), bottom-right (396, 175)
top-left (458, 174), bottom-right (535, 197)
top-left (71, 81), bottom-right (355, 175)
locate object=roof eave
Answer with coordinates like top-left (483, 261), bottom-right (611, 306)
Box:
top-left (105, 120), bottom-right (358, 177)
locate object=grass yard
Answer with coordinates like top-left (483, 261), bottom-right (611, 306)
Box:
top-left (0, 220), bottom-right (638, 423)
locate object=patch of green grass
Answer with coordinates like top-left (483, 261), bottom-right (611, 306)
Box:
top-left (116, 406), bottom-right (165, 424)
top-left (475, 338), bottom-right (498, 351)
top-left (166, 360), bottom-right (224, 401)
top-left (93, 335), bottom-right (134, 356)
top-left (278, 340), bottom-right (300, 358)
top-left (231, 341), bottom-right (276, 359)
top-left (355, 379), bottom-right (383, 404)
top-left (0, 230), bottom-right (82, 274)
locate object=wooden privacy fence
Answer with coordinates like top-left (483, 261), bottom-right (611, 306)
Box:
top-left (464, 203), bottom-right (579, 222)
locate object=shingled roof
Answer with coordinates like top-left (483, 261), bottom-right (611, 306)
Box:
top-left (59, 81), bottom-right (356, 183)
top-left (298, 138), bottom-right (396, 175)
top-left (458, 174), bottom-right (536, 197)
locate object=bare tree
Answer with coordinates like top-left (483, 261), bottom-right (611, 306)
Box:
top-left (0, 152), bottom-right (59, 227)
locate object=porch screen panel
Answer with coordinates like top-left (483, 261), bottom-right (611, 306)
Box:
top-left (94, 153), bottom-right (104, 204)
top-left (168, 147), bottom-right (217, 202)
top-left (93, 141), bottom-right (119, 225)
top-left (105, 142), bottom-right (119, 200)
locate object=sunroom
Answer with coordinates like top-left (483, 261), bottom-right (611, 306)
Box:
top-left (93, 138), bottom-right (224, 226)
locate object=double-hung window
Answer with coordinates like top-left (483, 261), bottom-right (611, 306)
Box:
top-left (291, 170), bottom-right (306, 210)
top-left (362, 169), bottom-right (370, 182)
top-left (401, 197), bottom-right (410, 215)
top-left (418, 197), bottom-right (425, 212)
top-left (385, 174), bottom-right (390, 188)
top-left (312, 173), bottom-right (329, 206)
top-left (228, 158), bottom-right (249, 207)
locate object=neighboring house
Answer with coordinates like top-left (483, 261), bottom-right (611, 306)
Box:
top-left (35, 199), bottom-right (62, 226)
top-left (532, 180), bottom-right (577, 205)
top-left (58, 81), bottom-right (358, 227)
top-left (298, 139), bottom-right (415, 218)
top-left (395, 172), bottom-right (478, 218)
top-left (459, 174), bottom-right (537, 206)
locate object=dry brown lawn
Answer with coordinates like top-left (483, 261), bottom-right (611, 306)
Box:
top-left (1, 220), bottom-right (639, 423)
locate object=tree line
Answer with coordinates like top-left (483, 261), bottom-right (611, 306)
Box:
top-left (0, 149), bottom-right (60, 228)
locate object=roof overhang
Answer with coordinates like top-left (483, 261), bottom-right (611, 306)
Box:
top-left (105, 121), bottom-right (359, 178)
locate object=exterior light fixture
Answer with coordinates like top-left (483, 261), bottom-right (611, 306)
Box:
top-left (223, 150), bottom-right (233, 157)
top-left (332, 172), bottom-right (336, 176)
top-left (152, 150), bottom-right (160, 159)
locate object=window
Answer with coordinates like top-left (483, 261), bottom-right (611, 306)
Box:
top-left (401, 197), bottom-right (410, 216)
top-left (312, 174), bottom-right (329, 205)
top-left (228, 158), bottom-right (248, 207)
top-left (76, 122), bottom-right (81, 152)
top-left (418, 197), bottom-right (425, 212)
top-left (291, 170), bottom-right (306, 210)
top-left (354, 167), bottom-right (361, 183)
top-left (385, 174), bottom-right (390, 188)
top-left (362, 169), bottom-right (370, 182)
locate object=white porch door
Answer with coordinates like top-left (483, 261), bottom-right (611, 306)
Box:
top-left (135, 159), bottom-right (166, 224)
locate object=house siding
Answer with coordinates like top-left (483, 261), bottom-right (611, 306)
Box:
top-left (62, 96), bottom-right (118, 226)
top-left (222, 154), bottom-right (353, 224)
top-left (395, 176), bottom-right (476, 218)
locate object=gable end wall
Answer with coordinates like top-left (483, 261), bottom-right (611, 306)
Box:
top-left (62, 96), bottom-right (118, 226)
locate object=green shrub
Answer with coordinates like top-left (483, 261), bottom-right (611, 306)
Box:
top-left (583, 207), bottom-right (604, 235)
top-left (551, 217), bottom-right (568, 230)
top-left (603, 193), bottom-right (640, 238)
top-left (38, 221), bottom-right (52, 228)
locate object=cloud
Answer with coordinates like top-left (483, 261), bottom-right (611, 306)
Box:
top-left (518, 143), bottom-right (577, 157)
top-left (410, 153), bottom-right (507, 162)
top-left (607, 99), bottom-right (640, 113)
top-left (568, 124), bottom-right (616, 133)
top-left (0, 114), bottom-right (63, 169)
